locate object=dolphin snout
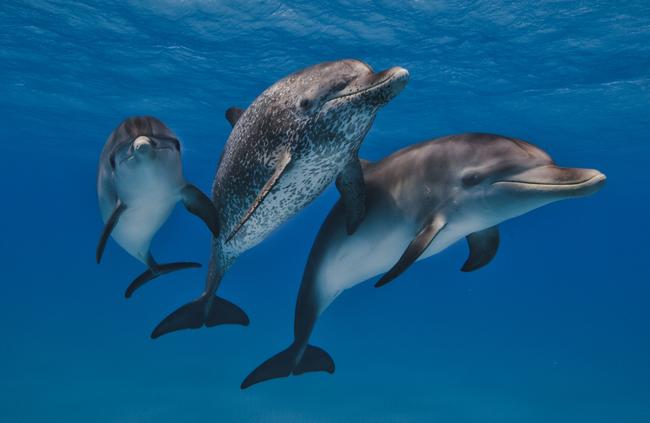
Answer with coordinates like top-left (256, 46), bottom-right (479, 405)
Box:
top-left (133, 136), bottom-right (152, 154)
top-left (584, 169), bottom-right (607, 192)
top-left (385, 66), bottom-right (410, 82)
top-left (547, 167), bottom-right (607, 193)
top-left (360, 66), bottom-right (409, 103)
top-left (496, 165), bottom-right (606, 198)
top-left (379, 66), bottom-right (409, 94)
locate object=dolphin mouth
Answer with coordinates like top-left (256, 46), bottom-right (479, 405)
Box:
top-left (494, 168), bottom-right (606, 195)
top-left (325, 67), bottom-right (409, 103)
top-left (118, 146), bottom-right (175, 165)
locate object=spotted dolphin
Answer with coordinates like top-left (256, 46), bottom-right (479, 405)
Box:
top-left (241, 133), bottom-right (606, 388)
top-left (97, 116), bottom-right (219, 295)
top-left (146, 59), bottom-right (409, 338)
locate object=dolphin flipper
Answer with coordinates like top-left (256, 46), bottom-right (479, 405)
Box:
top-left (124, 261), bottom-right (202, 298)
top-left (225, 107), bottom-right (245, 127)
top-left (151, 294), bottom-right (249, 339)
top-left (461, 226), bottom-right (500, 272)
top-left (181, 184), bottom-right (220, 238)
top-left (336, 157), bottom-right (366, 234)
top-left (96, 200), bottom-right (127, 263)
top-left (226, 150), bottom-right (293, 242)
top-left (240, 344), bottom-right (334, 389)
top-left (375, 216), bottom-right (447, 288)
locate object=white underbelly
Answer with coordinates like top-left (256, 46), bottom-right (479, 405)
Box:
top-left (99, 152), bottom-right (185, 263)
top-left (110, 199), bottom-right (177, 262)
top-left (313, 217), bottom-right (492, 308)
top-left (321, 227), bottom-right (412, 292)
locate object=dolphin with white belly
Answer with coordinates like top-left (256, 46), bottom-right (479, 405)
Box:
top-left (146, 59), bottom-right (409, 338)
top-left (241, 133), bottom-right (606, 388)
top-left (97, 116), bottom-right (219, 295)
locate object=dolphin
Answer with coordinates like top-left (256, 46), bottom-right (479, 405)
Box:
top-left (146, 59), bottom-right (409, 338)
top-left (241, 133), bottom-right (606, 388)
top-left (97, 116), bottom-right (219, 296)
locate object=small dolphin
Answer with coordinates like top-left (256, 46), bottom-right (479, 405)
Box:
top-left (147, 59), bottom-right (409, 338)
top-left (97, 116), bottom-right (219, 296)
top-left (241, 133), bottom-right (606, 388)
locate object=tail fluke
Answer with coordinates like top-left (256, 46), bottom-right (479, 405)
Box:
top-left (151, 298), bottom-right (204, 339)
top-left (293, 345), bottom-right (335, 375)
top-left (151, 294), bottom-right (249, 339)
top-left (241, 346), bottom-right (296, 389)
top-left (205, 296), bottom-right (249, 327)
top-left (240, 344), bottom-right (334, 389)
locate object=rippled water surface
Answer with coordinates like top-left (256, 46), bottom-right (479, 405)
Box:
top-left (1, 1), bottom-right (649, 422)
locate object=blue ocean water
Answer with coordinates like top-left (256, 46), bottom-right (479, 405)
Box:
top-left (2, 1), bottom-right (649, 421)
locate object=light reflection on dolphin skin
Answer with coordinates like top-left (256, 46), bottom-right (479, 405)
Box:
top-left (149, 60), bottom-right (409, 339)
top-left (96, 116), bottom-right (220, 297)
top-left (241, 133), bottom-right (606, 389)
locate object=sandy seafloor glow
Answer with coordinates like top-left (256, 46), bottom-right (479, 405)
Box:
top-left (1, 1), bottom-right (649, 421)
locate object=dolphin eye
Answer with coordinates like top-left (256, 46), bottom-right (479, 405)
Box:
top-left (299, 98), bottom-right (312, 110)
top-left (109, 154), bottom-right (116, 168)
top-left (462, 172), bottom-right (483, 187)
top-left (332, 81), bottom-right (347, 92)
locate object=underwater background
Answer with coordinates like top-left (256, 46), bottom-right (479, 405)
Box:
top-left (2, 1), bottom-right (649, 422)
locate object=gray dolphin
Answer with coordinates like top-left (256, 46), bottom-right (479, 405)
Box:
top-left (147, 59), bottom-right (409, 338)
top-left (97, 116), bottom-right (219, 295)
top-left (241, 133), bottom-right (606, 388)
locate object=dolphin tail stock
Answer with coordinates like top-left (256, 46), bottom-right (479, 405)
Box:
top-left (124, 261), bottom-right (202, 298)
top-left (240, 343), bottom-right (335, 389)
top-left (150, 293), bottom-right (249, 339)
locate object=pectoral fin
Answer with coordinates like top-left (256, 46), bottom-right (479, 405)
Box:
top-left (96, 201), bottom-right (126, 264)
top-left (461, 226), bottom-right (499, 272)
top-left (336, 157), bottom-right (366, 235)
top-left (226, 150), bottom-right (292, 242)
top-left (181, 184), bottom-right (220, 238)
top-left (124, 261), bottom-right (202, 298)
top-left (225, 107), bottom-right (245, 127)
top-left (375, 216), bottom-right (446, 288)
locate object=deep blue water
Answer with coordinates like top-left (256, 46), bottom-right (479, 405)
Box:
top-left (2, 1), bottom-right (649, 422)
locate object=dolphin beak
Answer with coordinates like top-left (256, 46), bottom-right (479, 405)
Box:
top-left (133, 136), bottom-right (153, 155)
top-left (495, 165), bottom-right (606, 198)
top-left (327, 66), bottom-right (410, 104)
top-left (374, 66), bottom-right (410, 100)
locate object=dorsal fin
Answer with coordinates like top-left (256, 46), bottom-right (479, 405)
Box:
top-left (225, 107), bottom-right (245, 127)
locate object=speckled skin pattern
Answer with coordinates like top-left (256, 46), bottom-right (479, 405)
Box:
top-left (205, 59), bottom-right (409, 294)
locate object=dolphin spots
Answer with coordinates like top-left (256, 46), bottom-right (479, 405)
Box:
top-left (150, 60), bottom-right (408, 339)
